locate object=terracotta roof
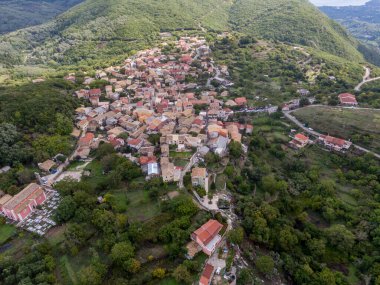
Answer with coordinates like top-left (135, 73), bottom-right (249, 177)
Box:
top-left (0, 194), bottom-right (13, 206)
top-left (3, 183), bottom-right (43, 210)
top-left (200, 264), bottom-right (214, 285)
top-left (325, 135), bottom-right (346, 147)
top-left (339, 93), bottom-right (357, 104)
top-left (139, 156), bottom-right (157, 165)
top-left (89, 88), bottom-right (101, 96)
top-left (234, 97), bottom-right (247, 105)
top-left (128, 138), bottom-right (142, 146)
top-left (192, 167), bottom-right (207, 178)
top-left (79, 133), bottom-right (95, 144)
top-left (295, 133), bottom-right (308, 142)
top-left (193, 219), bottom-right (223, 245)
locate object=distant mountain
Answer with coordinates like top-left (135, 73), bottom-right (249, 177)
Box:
top-left (320, 0), bottom-right (380, 65)
top-left (0, 0), bottom-right (83, 34)
top-left (0, 0), bottom-right (366, 67)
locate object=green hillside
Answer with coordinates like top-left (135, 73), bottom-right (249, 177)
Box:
top-left (0, 0), bottom-right (83, 34)
top-left (0, 0), bottom-right (365, 67)
top-left (229, 0), bottom-right (363, 61)
top-left (0, 0), bottom-right (231, 66)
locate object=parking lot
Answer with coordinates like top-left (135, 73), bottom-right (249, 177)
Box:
top-left (17, 190), bottom-right (60, 236)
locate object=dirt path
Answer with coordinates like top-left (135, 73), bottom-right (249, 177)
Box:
top-left (355, 66), bottom-right (380, 91)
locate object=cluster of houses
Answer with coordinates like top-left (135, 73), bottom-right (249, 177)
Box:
top-left (70, 37), bottom-right (252, 181)
top-left (289, 132), bottom-right (352, 153)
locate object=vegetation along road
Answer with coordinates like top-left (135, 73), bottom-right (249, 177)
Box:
top-left (284, 107), bottom-right (380, 159)
top-left (355, 66), bottom-right (380, 91)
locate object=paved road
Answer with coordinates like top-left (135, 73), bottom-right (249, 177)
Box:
top-left (206, 64), bottom-right (222, 88)
top-left (355, 66), bottom-right (380, 91)
top-left (283, 108), bottom-right (380, 159)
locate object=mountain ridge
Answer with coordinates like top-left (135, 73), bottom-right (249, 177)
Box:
top-left (0, 0), bottom-right (366, 67)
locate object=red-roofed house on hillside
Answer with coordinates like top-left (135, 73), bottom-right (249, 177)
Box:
top-left (290, 133), bottom-right (309, 149)
top-left (318, 135), bottom-right (352, 152)
top-left (234, 97), bottom-right (247, 106)
top-left (139, 156), bottom-right (157, 165)
top-left (127, 138), bottom-right (143, 150)
top-left (338, 93), bottom-right (358, 106)
top-left (199, 264), bottom-right (215, 285)
top-left (1, 183), bottom-right (47, 221)
top-left (78, 133), bottom-right (95, 147)
top-left (89, 88), bottom-right (102, 97)
top-left (191, 219), bottom-right (223, 255)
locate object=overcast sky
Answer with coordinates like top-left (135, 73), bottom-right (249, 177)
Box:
top-left (310, 0), bottom-right (368, 6)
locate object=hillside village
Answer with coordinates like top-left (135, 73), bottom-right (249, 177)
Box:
top-left (0, 34), bottom-right (379, 285)
top-left (70, 36), bottom-right (253, 186)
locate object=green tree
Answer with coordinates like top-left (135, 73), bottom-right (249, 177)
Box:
top-left (229, 141), bottom-right (243, 159)
top-left (228, 227), bottom-right (244, 245)
top-left (317, 268), bottom-right (336, 285)
top-left (256, 255), bottom-right (274, 275)
top-left (110, 242), bottom-right (135, 266)
top-left (0, 123), bottom-right (29, 166)
top-left (173, 264), bottom-right (192, 284)
top-left (79, 266), bottom-right (102, 285)
top-left (237, 268), bottom-right (254, 285)
top-left (55, 196), bottom-right (77, 223)
top-left (325, 224), bottom-right (355, 252)
top-left (53, 113), bottom-right (73, 135)
top-left (152, 267), bottom-right (166, 279)
top-left (92, 209), bottom-right (116, 234)
top-left (124, 258), bottom-right (141, 273)
top-left (32, 135), bottom-right (71, 161)
top-left (278, 227), bottom-right (298, 251)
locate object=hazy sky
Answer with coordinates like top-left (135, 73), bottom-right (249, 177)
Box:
top-left (310, 0), bottom-right (368, 6)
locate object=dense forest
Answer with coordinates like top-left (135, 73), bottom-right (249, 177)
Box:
top-left (0, 79), bottom-right (80, 168)
top-left (0, 0), bottom-right (367, 68)
top-left (0, 0), bottom-right (83, 34)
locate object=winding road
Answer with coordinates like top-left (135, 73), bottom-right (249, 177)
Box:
top-left (354, 66), bottom-right (380, 91)
top-left (283, 108), bottom-right (380, 159)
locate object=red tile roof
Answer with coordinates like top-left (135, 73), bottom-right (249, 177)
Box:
top-left (89, 88), bottom-right (101, 96)
top-left (295, 133), bottom-right (308, 142)
top-left (200, 264), bottom-right (214, 285)
top-left (79, 133), bottom-right (95, 144)
top-left (234, 97), bottom-right (247, 105)
top-left (193, 219), bottom-right (223, 245)
top-left (339, 93), bottom-right (357, 105)
top-left (320, 135), bottom-right (347, 147)
top-left (139, 156), bottom-right (157, 165)
top-left (128, 138), bottom-right (142, 146)
top-left (325, 135), bottom-right (346, 147)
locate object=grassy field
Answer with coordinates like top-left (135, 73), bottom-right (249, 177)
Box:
top-left (169, 151), bottom-right (194, 159)
top-left (0, 224), bottom-right (16, 245)
top-left (111, 189), bottom-right (161, 222)
top-left (83, 160), bottom-right (105, 188)
top-left (293, 106), bottom-right (380, 152)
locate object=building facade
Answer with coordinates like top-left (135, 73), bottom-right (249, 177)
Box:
top-left (0, 183), bottom-right (47, 221)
